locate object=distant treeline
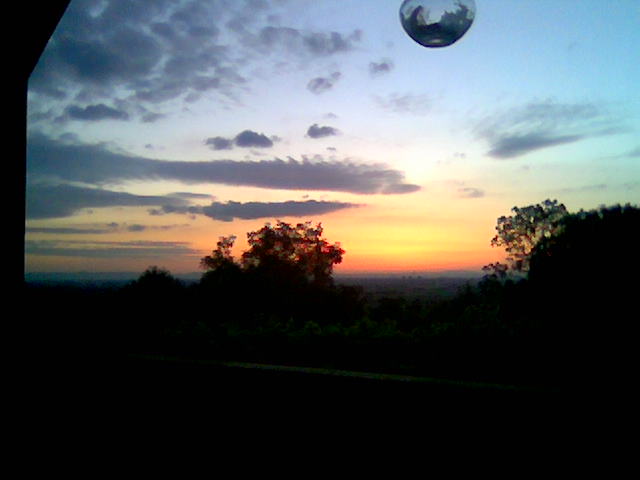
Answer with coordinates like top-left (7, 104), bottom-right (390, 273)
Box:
top-left (27, 203), bottom-right (639, 390)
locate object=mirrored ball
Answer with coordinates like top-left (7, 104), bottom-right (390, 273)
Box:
top-left (400, 0), bottom-right (476, 48)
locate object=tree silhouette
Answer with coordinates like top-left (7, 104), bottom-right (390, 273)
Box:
top-left (131, 265), bottom-right (183, 292)
top-left (198, 221), bottom-right (352, 328)
top-left (201, 221), bottom-right (344, 286)
top-left (486, 199), bottom-right (568, 275)
top-left (528, 203), bottom-right (640, 304)
top-left (200, 235), bottom-right (236, 271)
top-left (240, 221), bottom-right (345, 286)
top-left (524, 204), bottom-right (640, 384)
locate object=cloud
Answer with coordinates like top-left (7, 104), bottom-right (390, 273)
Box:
top-left (553, 184), bottom-right (607, 194)
top-left (28, 134), bottom-right (421, 195)
top-left (65, 103), bottom-right (130, 121)
top-left (141, 112), bottom-right (165, 123)
top-left (626, 146), bottom-right (640, 158)
top-left (29, 1), bottom-right (233, 116)
top-left (28, 1), bottom-right (362, 124)
top-left (307, 124), bottom-right (339, 139)
top-left (487, 133), bottom-right (584, 159)
top-left (26, 183), bottom-right (189, 219)
top-left (369, 60), bottom-right (394, 76)
top-left (374, 93), bottom-right (431, 114)
top-left (205, 130), bottom-right (278, 150)
top-left (25, 239), bottom-right (197, 259)
top-left (457, 187), bottom-right (485, 198)
top-left (307, 72), bottom-right (341, 94)
top-left (25, 226), bottom-right (117, 235)
top-left (476, 101), bottom-right (625, 159)
top-left (606, 145), bottom-right (640, 160)
top-left (234, 130), bottom-right (274, 148)
top-left (253, 26), bottom-right (361, 57)
top-left (205, 136), bottom-right (234, 150)
top-left (25, 222), bottom-right (188, 234)
top-left (159, 200), bottom-right (360, 222)
top-left (303, 31), bottom-right (359, 55)
top-left (169, 192), bottom-right (213, 200)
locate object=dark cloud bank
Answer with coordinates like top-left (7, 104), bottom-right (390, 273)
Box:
top-left (28, 134), bottom-right (420, 196)
top-left (26, 133), bottom-right (419, 220)
top-left (26, 183), bottom-right (190, 219)
top-left (26, 183), bottom-right (359, 221)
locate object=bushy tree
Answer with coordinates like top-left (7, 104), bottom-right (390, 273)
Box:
top-left (201, 221), bottom-right (345, 286)
top-left (198, 221), bottom-right (354, 328)
top-left (486, 199), bottom-right (568, 274)
top-left (241, 221), bottom-right (344, 286)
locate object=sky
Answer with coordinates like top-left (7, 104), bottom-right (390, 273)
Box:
top-left (25, 0), bottom-right (640, 276)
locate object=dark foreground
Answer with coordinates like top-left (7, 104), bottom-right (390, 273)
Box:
top-left (57, 353), bottom-right (564, 412)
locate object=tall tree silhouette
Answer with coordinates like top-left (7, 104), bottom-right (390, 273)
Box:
top-left (485, 199), bottom-right (568, 275)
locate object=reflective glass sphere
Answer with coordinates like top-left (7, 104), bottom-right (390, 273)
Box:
top-left (400, 0), bottom-right (476, 48)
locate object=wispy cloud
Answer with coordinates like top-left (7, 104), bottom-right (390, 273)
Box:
top-left (25, 222), bottom-right (189, 234)
top-left (551, 184), bottom-right (607, 194)
top-left (250, 26), bottom-right (361, 57)
top-left (487, 133), bottom-right (583, 159)
top-left (476, 100), bottom-right (625, 159)
top-left (63, 103), bottom-right (130, 122)
top-left (457, 187), bottom-right (485, 198)
top-left (25, 226), bottom-right (117, 235)
top-left (26, 183), bottom-right (189, 219)
top-left (157, 200), bottom-right (360, 222)
top-left (369, 59), bottom-right (394, 76)
top-left (25, 239), bottom-right (197, 258)
top-left (307, 72), bottom-right (341, 94)
top-left (374, 93), bottom-right (431, 115)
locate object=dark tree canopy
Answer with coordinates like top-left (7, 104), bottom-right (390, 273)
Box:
top-left (197, 221), bottom-right (358, 329)
top-left (201, 221), bottom-right (344, 286)
top-left (132, 265), bottom-right (182, 291)
top-left (200, 235), bottom-right (237, 271)
top-left (528, 203), bottom-right (640, 293)
top-left (485, 199), bottom-right (568, 275)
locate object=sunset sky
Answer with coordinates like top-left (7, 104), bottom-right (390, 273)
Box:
top-left (25, 0), bottom-right (640, 276)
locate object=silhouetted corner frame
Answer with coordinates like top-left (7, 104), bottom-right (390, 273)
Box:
top-left (13, 1), bottom-right (70, 289)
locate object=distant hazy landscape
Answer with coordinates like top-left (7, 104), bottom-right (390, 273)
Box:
top-left (25, 271), bottom-right (480, 301)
